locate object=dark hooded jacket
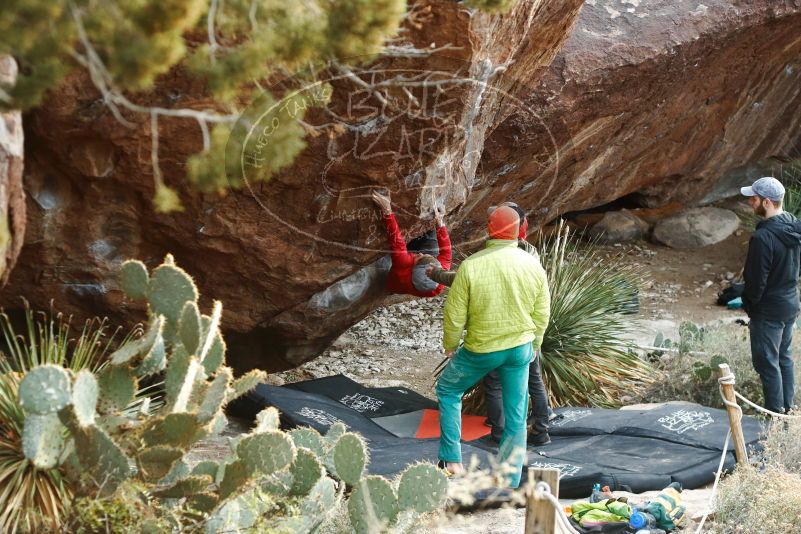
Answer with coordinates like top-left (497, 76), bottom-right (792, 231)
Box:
top-left (742, 212), bottom-right (801, 320)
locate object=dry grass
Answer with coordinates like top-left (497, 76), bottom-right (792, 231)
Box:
top-left (760, 413), bottom-right (801, 475)
top-left (712, 465), bottom-right (801, 533)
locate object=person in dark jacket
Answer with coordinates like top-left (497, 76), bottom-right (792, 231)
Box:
top-left (428, 201), bottom-right (553, 445)
top-left (741, 176), bottom-right (801, 414)
top-left (371, 190), bottom-right (452, 297)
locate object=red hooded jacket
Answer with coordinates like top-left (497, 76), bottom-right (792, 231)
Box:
top-left (383, 214), bottom-right (452, 297)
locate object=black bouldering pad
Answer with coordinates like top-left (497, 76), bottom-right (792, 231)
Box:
top-left (232, 374), bottom-right (764, 498)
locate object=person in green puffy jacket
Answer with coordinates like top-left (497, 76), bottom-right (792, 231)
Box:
top-left (428, 202), bottom-right (553, 445)
top-left (435, 206), bottom-right (551, 488)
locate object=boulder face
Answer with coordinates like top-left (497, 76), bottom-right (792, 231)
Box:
top-left (2, 0), bottom-right (801, 372)
top-left (3, 0), bottom-right (584, 371)
top-left (0, 55), bottom-right (26, 288)
top-left (475, 0), bottom-right (801, 234)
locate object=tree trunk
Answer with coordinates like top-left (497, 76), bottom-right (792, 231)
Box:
top-left (0, 55), bottom-right (26, 287)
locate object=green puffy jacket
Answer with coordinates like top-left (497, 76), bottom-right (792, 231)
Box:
top-left (443, 239), bottom-right (550, 353)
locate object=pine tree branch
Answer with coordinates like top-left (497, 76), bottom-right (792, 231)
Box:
top-left (208, 0), bottom-right (222, 60)
top-left (382, 43), bottom-right (462, 58)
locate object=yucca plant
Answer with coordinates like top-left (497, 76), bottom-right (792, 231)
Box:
top-left (448, 222), bottom-right (653, 413)
top-left (0, 303), bottom-right (134, 533)
top-left (536, 223), bottom-right (652, 407)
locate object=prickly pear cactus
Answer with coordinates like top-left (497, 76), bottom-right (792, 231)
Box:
top-left (397, 463), bottom-right (448, 513)
top-left (120, 260), bottom-right (149, 300)
top-left (16, 254), bottom-right (451, 532)
top-left (97, 365), bottom-right (136, 413)
top-left (348, 476), bottom-right (400, 534)
top-left (72, 370), bottom-right (98, 427)
top-left (146, 258), bottom-right (198, 334)
top-left (179, 301), bottom-right (202, 356)
top-left (237, 431), bottom-right (296, 476)
top-left (254, 406), bottom-right (280, 433)
top-left (18, 364), bottom-right (72, 414)
top-left (332, 432), bottom-right (368, 485)
top-left (289, 427), bottom-right (325, 457)
top-left (289, 448), bottom-right (324, 496)
top-left (22, 412), bottom-right (65, 469)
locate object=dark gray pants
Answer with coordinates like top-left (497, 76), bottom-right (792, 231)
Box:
top-left (750, 318), bottom-right (796, 413)
top-left (485, 351), bottom-right (550, 441)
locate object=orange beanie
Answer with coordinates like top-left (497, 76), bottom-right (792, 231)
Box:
top-left (488, 206), bottom-right (519, 240)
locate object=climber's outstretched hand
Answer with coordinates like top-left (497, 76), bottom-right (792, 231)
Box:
top-left (433, 204), bottom-right (445, 227)
top-left (371, 190), bottom-right (392, 215)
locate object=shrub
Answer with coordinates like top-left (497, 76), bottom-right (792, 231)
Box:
top-left (637, 321), bottom-right (801, 411)
top-left (712, 465), bottom-right (801, 533)
top-left (760, 413), bottom-right (801, 475)
top-left (536, 224), bottom-right (652, 407)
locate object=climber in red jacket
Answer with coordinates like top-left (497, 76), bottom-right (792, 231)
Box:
top-left (371, 190), bottom-right (452, 297)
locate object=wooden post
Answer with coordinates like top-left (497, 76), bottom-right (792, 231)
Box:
top-left (717, 363), bottom-right (749, 466)
top-left (525, 467), bottom-right (560, 534)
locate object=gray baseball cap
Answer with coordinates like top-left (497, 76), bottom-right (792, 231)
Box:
top-left (741, 177), bottom-right (785, 201)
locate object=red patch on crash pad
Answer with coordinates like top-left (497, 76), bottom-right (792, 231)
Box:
top-left (414, 408), bottom-right (491, 441)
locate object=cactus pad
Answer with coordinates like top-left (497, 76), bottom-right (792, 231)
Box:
top-left (397, 463), bottom-right (448, 513)
top-left (178, 301), bottom-right (202, 356)
top-left (97, 365), bottom-right (137, 413)
top-left (218, 460), bottom-right (249, 500)
top-left (202, 333), bottom-right (226, 375)
top-left (164, 343), bottom-right (190, 407)
top-left (303, 476), bottom-right (337, 515)
top-left (289, 447), bottom-right (324, 496)
top-left (227, 370), bottom-right (267, 402)
top-left (151, 474), bottom-right (213, 498)
top-left (18, 364), bottom-right (72, 415)
top-left (191, 460), bottom-right (221, 482)
top-left (198, 368), bottom-right (232, 423)
top-left (73, 423), bottom-right (132, 495)
top-left (120, 260), bottom-right (149, 300)
top-left (332, 432), bottom-right (368, 486)
top-left (289, 427), bottom-right (325, 458)
top-left (137, 446), bottom-right (184, 481)
top-left (254, 406), bottom-right (280, 433)
top-left (186, 492), bottom-right (219, 513)
top-left (135, 335), bottom-right (167, 377)
top-left (198, 300), bottom-right (222, 363)
top-left (261, 470), bottom-right (293, 497)
top-left (237, 431), bottom-right (295, 476)
top-left (324, 422), bottom-right (347, 444)
top-left (209, 411), bottom-right (228, 436)
top-left (147, 262), bottom-right (198, 327)
top-left (348, 476), bottom-right (399, 534)
top-left (22, 412), bottom-right (65, 469)
top-left (159, 459), bottom-right (191, 486)
top-left (72, 369), bottom-right (98, 427)
top-left (277, 477), bottom-right (338, 533)
top-left (172, 357), bottom-right (201, 413)
top-left (110, 315), bottom-right (164, 366)
top-left (141, 413), bottom-right (206, 450)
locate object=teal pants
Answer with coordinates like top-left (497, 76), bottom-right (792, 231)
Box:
top-left (436, 342), bottom-right (532, 488)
